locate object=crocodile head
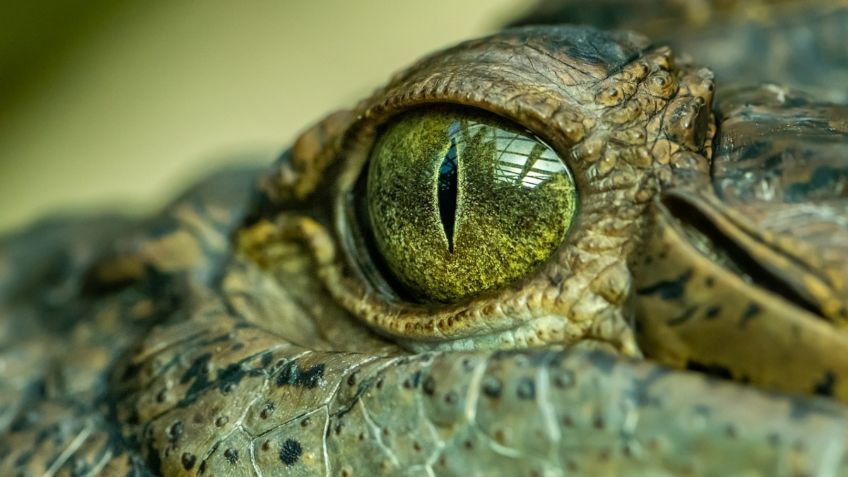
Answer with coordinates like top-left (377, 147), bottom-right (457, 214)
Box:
top-left (110, 25), bottom-right (848, 476)
top-left (3, 22), bottom-right (848, 477)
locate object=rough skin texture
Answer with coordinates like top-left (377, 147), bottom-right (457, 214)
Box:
top-left (2, 2), bottom-right (848, 476)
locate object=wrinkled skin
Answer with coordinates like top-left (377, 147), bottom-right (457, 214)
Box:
top-left (2, 1), bottom-right (848, 476)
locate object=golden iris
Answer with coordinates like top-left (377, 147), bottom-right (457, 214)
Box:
top-left (365, 107), bottom-right (577, 302)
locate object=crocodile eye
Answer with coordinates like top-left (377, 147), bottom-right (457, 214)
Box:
top-left (362, 107), bottom-right (577, 303)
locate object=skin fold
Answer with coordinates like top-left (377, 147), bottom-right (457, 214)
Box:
top-left (2, 3), bottom-right (848, 476)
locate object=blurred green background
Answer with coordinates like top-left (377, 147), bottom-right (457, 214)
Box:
top-left (0, 1), bottom-right (525, 233)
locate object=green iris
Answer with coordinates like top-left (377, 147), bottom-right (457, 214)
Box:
top-left (365, 107), bottom-right (577, 303)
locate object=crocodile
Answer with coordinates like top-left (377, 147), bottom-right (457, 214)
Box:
top-left (1, 1), bottom-right (848, 475)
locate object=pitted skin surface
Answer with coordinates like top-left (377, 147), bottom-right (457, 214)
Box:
top-left (3, 4), bottom-right (848, 477)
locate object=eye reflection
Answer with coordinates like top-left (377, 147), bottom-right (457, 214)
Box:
top-left (453, 121), bottom-right (568, 190)
top-left (363, 107), bottom-right (577, 303)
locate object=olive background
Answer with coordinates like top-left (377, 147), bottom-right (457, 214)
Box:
top-left (0, 1), bottom-right (525, 234)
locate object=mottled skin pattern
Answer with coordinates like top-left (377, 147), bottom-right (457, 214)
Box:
top-left (2, 2), bottom-right (848, 476)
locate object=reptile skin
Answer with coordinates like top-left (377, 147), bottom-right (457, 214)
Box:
top-left (2, 1), bottom-right (848, 476)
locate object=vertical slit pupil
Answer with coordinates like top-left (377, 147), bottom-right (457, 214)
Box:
top-left (438, 122), bottom-right (460, 253)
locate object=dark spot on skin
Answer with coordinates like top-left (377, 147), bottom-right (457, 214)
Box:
top-left (198, 460), bottom-right (206, 474)
top-left (217, 362), bottom-right (251, 393)
top-left (667, 305), bottom-right (699, 326)
top-left (223, 448), bottom-right (238, 464)
top-left (176, 347), bottom-right (269, 407)
top-left (260, 352), bottom-right (273, 368)
top-left (636, 269), bottom-right (692, 300)
top-left (279, 439), bottom-right (303, 466)
top-left (423, 376), bottom-right (436, 396)
top-left (704, 276), bottom-right (715, 288)
top-left (156, 389), bottom-right (167, 403)
top-left (301, 417), bottom-right (311, 427)
top-left (231, 342), bottom-right (245, 351)
top-left (444, 391), bottom-right (459, 404)
top-left (168, 421), bottom-right (184, 443)
top-left (517, 377), bottom-right (536, 400)
top-left (763, 153), bottom-right (782, 171)
top-left (181, 453), bottom-right (196, 470)
top-left (685, 360), bottom-right (733, 380)
top-left (120, 362), bottom-right (144, 383)
top-left (813, 371), bottom-right (836, 397)
top-left (347, 373), bottom-right (357, 386)
top-left (593, 415), bottom-right (605, 430)
top-left (561, 415), bottom-right (574, 427)
top-left (785, 165), bottom-right (848, 202)
top-left (739, 303), bottom-right (761, 328)
top-left (376, 378), bottom-right (384, 389)
top-left (403, 371), bottom-right (422, 389)
top-left (482, 376), bottom-right (502, 398)
top-left (705, 305), bottom-right (721, 319)
top-left (260, 402), bottom-right (275, 419)
top-left (215, 416), bottom-right (228, 427)
top-left (275, 361), bottom-right (325, 388)
top-left (179, 353), bottom-right (212, 393)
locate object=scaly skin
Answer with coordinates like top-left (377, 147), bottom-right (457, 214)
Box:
top-left (2, 12), bottom-right (848, 477)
